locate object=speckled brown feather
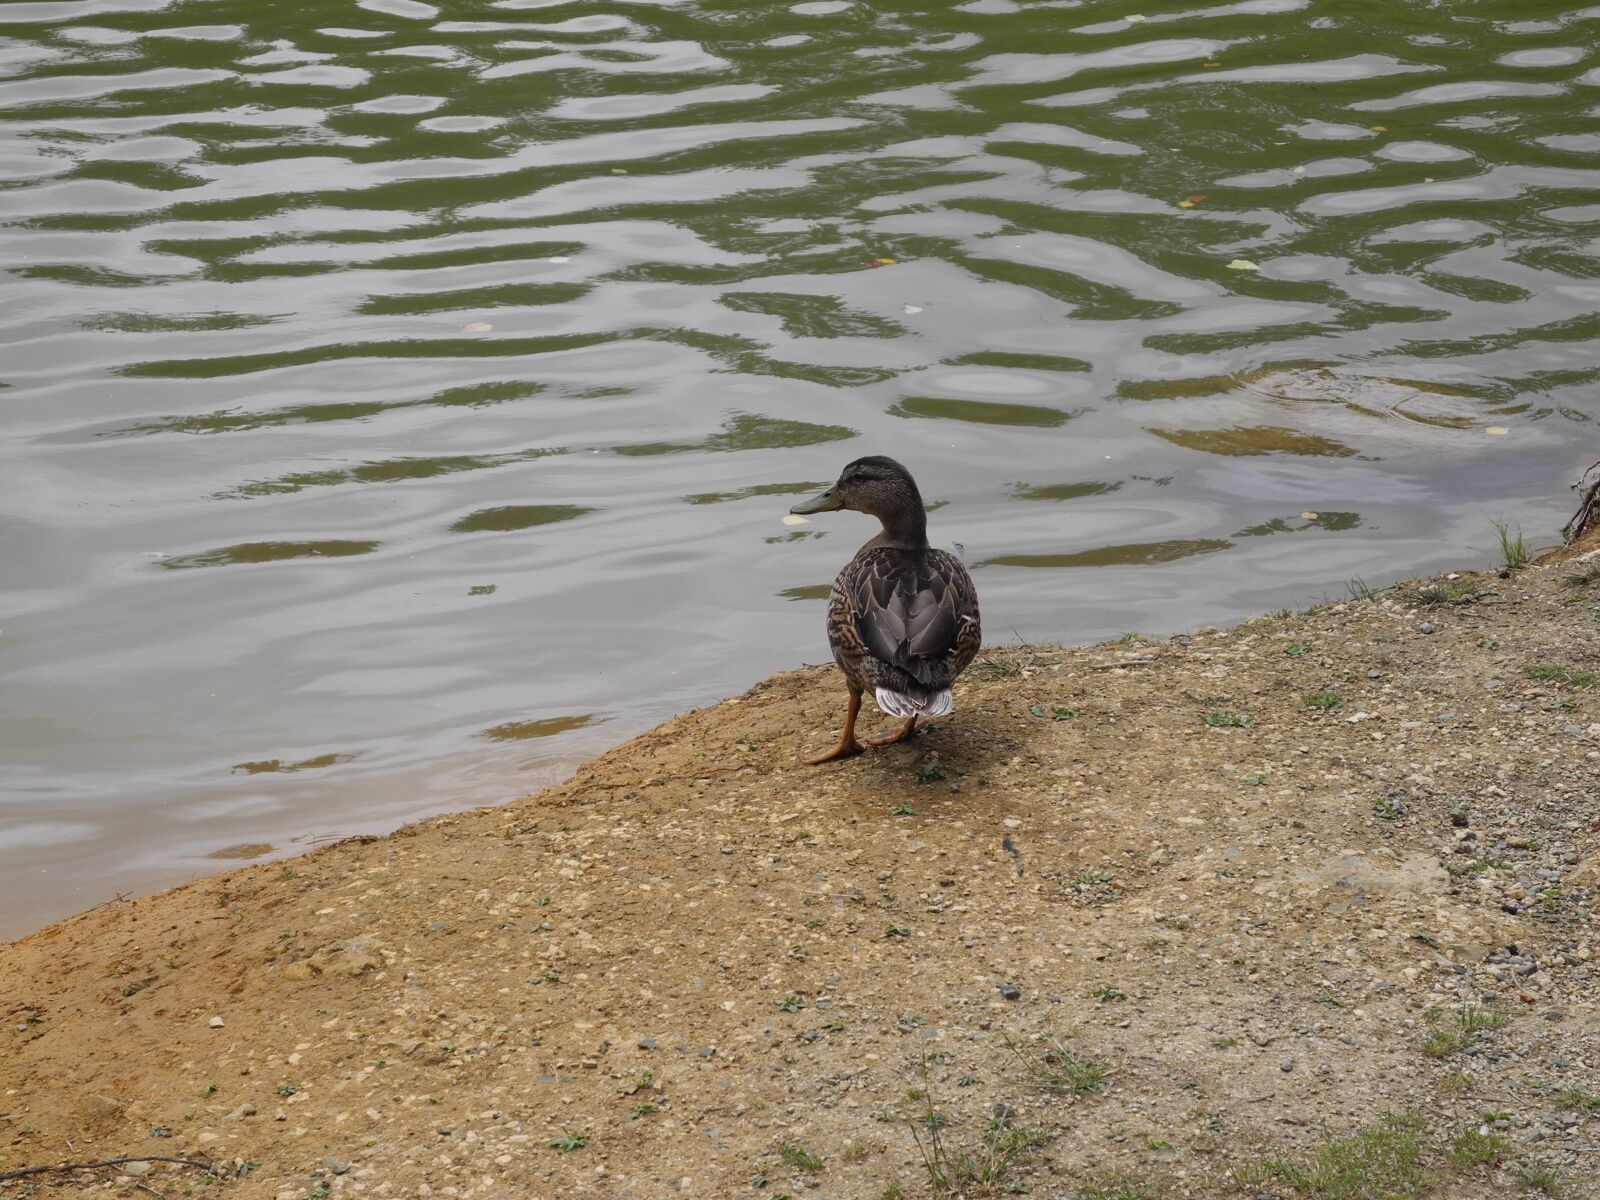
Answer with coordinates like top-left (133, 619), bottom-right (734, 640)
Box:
top-left (826, 546), bottom-right (981, 700)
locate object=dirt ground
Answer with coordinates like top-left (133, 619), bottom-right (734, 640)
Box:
top-left (4, 540), bottom-right (1599, 1200)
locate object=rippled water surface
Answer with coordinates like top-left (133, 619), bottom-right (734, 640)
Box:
top-left (3, 0), bottom-right (1597, 935)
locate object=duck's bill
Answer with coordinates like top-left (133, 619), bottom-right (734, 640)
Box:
top-left (789, 486), bottom-right (843, 515)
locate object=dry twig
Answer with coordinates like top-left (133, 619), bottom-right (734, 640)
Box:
top-left (0, 1155), bottom-right (215, 1184)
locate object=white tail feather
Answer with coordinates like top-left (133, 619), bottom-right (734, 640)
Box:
top-left (875, 687), bottom-right (954, 719)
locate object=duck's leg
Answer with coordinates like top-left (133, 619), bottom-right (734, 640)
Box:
top-left (804, 686), bottom-right (864, 765)
top-left (865, 715), bottom-right (918, 747)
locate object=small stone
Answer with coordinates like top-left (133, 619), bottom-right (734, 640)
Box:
top-left (697, 1047), bottom-right (716, 1058)
top-left (1280, 1058), bottom-right (1295, 1073)
top-left (1250, 1033), bottom-right (1273, 1046)
top-left (1434, 712), bottom-right (1456, 724)
top-left (1450, 808), bottom-right (1470, 828)
top-left (324, 1158), bottom-right (351, 1175)
top-left (121, 1162), bottom-right (151, 1178)
top-left (84, 1095), bottom-right (123, 1119)
top-left (998, 983), bottom-right (1021, 1001)
top-left (1541, 1010), bottom-right (1564, 1022)
top-left (1417, 622), bottom-right (1436, 634)
top-left (1367, 669), bottom-right (1381, 680)
top-left (638, 1038), bottom-right (656, 1050)
top-left (208, 1016), bottom-right (225, 1028)
top-left (228, 1103), bottom-right (256, 1120)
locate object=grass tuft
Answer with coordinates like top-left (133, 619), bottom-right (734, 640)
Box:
top-left (778, 1143), bottom-right (824, 1171)
top-left (1005, 1031), bottom-right (1110, 1096)
top-left (1493, 518), bottom-right (1530, 571)
top-left (1524, 664), bottom-right (1595, 688)
top-left (1236, 1112), bottom-right (1427, 1199)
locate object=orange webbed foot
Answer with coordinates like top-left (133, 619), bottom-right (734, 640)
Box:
top-left (864, 716), bottom-right (918, 748)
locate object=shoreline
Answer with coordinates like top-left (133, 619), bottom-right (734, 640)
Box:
top-left (3, 533), bottom-right (1598, 1198)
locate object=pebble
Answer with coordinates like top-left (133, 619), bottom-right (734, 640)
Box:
top-left (638, 1038), bottom-right (656, 1050)
top-left (208, 1015), bottom-right (225, 1028)
top-left (998, 983), bottom-right (1021, 1001)
top-left (121, 1162), bottom-right (151, 1177)
top-left (325, 1158), bottom-right (351, 1175)
top-left (1417, 622), bottom-right (1437, 634)
top-left (1280, 1058), bottom-right (1295, 1073)
top-left (228, 1103), bottom-right (256, 1119)
top-left (84, 1095), bottom-right (123, 1119)
top-left (1450, 808), bottom-right (1470, 828)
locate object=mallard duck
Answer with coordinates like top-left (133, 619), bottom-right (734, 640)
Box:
top-left (789, 456), bottom-right (982, 764)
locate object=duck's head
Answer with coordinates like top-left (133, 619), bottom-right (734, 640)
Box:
top-left (791, 456), bottom-right (925, 525)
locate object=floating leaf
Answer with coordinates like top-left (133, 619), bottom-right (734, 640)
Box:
top-left (462, 321), bottom-right (492, 333)
top-left (904, 304), bottom-right (923, 314)
top-left (547, 256), bottom-right (571, 263)
top-left (1125, 13), bottom-right (1146, 21)
top-left (1300, 511), bottom-right (1320, 521)
top-left (610, 167), bottom-right (628, 175)
top-left (1225, 259), bottom-right (1259, 271)
top-left (1369, 125), bottom-right (1388, 133)
top-left (1485, 426), bottom-right (1509, 436)
top-left (782, 514), bottom-right (810, 526)
top-left (1203, 61), bottom-right (1222, 67)
top-left (865, 257), bottom-right (896, 268)
top-left (1177, 193), bottom-right (1207, 208)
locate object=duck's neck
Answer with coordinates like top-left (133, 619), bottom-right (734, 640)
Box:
top-left (874, 505), bottom-right (928, 551)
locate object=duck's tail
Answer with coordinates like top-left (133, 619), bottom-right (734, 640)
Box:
top-left (875, 687), bottom-right (954, 719)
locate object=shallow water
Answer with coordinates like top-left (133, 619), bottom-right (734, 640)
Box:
top-left (1, 0), bottom-right (1596, 937)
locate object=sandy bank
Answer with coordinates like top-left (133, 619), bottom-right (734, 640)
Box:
top-left (3, 545), bottom-right (1599, 1200)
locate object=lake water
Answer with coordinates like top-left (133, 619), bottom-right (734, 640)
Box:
top-left (2, 0), bottom-right (1596, 937)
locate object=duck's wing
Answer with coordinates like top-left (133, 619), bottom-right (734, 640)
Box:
top-left (846, 549), bottom-right (978, 688)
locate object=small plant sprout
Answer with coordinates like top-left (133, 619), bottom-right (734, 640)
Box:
top-left (1303, 690), bottom-right (1343, 709)
top-left (1285, 643), bottom-right (1306, 657)
top-left (778, 1143), bottom-right (824, 1170)
top-left (891, 803), bottom-right (915, 816)
top-left (1204, 711), bottom-right (1250, 728)
top-left (551, 1130), bottom-right (588, 1151)
top-left (885, 923), bottom-right (911, 939)
top-left (1446, 1126), bottom-right (1508, 1166)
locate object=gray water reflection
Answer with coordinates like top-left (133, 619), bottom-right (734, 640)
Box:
top-left (1, 0), bottom-right (1596, 936)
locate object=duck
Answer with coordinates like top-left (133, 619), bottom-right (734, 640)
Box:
top-left (789, 456), bottom-right (982, 764)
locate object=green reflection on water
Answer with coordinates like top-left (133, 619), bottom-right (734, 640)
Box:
top-left (984, 540), bottom-right (1234, 569)
top-left (778, 584), bottom-right (833, 601)
top-left (1146, 426), bottom-right (1362, 458)
top-left (450, 505), bottom-right (593, 533)
top-left (481, 715), bottom-right (595, 742)
top-left (111, 381), bottom-right (545, 438)
top-left (684, 481), bottom-right (828, 505)
top-left (891, 395), bottom-right (1080, 428)
top-left (615, 413), bottom-right (855, 457)
top-left (1010, 481), bottom-right (1124, 501)
top-left (161, 540), bottom-right (379, 569)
